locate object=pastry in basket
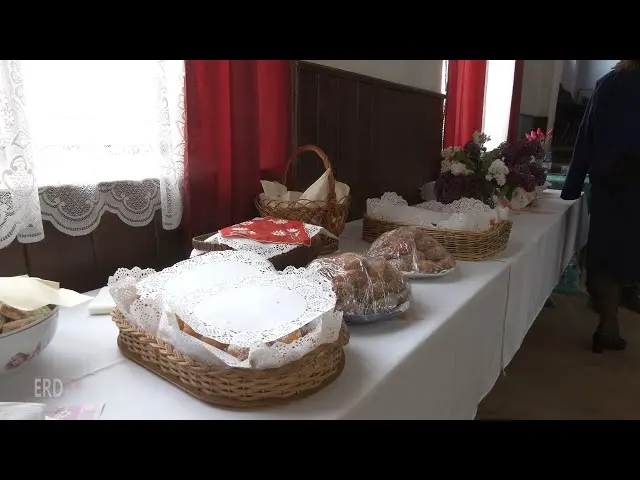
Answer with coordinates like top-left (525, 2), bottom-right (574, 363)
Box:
top-left (366, 226), bottom-right (456, 275)
top-left (308, 253), bottom-right (410, 316)
top-left (175, 314), bottom-right (306, 362)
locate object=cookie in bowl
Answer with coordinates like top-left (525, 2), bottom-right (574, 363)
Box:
top-left (0, 303), bottom-right (59, 373)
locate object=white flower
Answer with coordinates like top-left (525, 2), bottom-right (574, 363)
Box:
top-left (269, 218), bottom-right (288, 224)
top-left (440, 160), bottom-right (452, 173)
top-left (240, 221), bottom-right (254, 225)
top-left (440, 145), bottom-right (462, 160)
top-left (272, 230), bottom-right (286, 236)
top-left (486, 158), bottom-right (509, 186)
top-left (286, 228), bottom-right (299, 234)
top-left (449, 161), bottom-right (473, 176)
top-left (472, 131), bottom-right (491, 146)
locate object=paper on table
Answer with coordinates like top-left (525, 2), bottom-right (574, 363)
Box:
top-left (18, 275), bottom-right (60, 290)
top-left (0, 276), bottom-right (92, 311)
top-left (0, 402), bottom-right (47, 420)
top-left (87, 287), bottom-right (116, 315)
top-left (45, 404), bottom-right (105, 420)
top-left (260, 169), bottom-right (349, 205)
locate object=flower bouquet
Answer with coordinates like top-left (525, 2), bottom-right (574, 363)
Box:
top-left (434, 129), bottom-right (553, 210)
top-left (493, 128), bottom-right (553, 209)
top-left (434, 132), bottom-right (506, 207)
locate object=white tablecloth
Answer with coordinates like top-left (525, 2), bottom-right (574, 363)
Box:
top-left (494, 191), bottom-right (588, 366)
top-left (0, 192), bottom-right (587, 419)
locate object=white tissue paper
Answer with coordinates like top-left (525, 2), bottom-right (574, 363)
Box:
top-left (0, 402), bottom-right (47, 420)
top-left (260, 169), bottom-right (350, 205)
top-left (366, 192), bottom-right (508, 232)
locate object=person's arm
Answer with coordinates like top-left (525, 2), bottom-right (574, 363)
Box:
top-left (561, 87), bottom-right (598, 200)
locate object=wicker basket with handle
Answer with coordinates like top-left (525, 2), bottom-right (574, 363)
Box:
top-left (255, 145), bottom-right (350, 255)
top-left (362, 216), bottom-right (513, 261)
top-left (111, 308), bottom-right (349, 409)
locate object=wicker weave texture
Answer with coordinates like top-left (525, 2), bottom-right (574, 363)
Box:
top-left (361, 216), bottom-right (513, 261)
top-left (112, 309), bottom-right (349, 409)
top-left (255, 145), bottom-right (350, 255)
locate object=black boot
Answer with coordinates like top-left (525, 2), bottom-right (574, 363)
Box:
top-left (592, 331), bottom-right (628, 353)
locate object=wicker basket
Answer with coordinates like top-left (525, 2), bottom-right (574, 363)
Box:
top-left (255, 145), bottom-right (350, 255)
top-left (111, 309), bottom-right (349, 409)
top-left (362, 216), bottom-right (513, 261)
top-left (192, 233), bottom-right (321, 270)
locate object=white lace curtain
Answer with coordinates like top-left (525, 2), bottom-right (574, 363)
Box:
top-left (0, 60), bottom-right (185, 249)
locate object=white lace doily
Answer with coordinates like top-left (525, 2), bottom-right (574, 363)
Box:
top-left (108, 251), bottom-right (275, 336)
top-left (190, 221), bottom-right (327, 259)
top-left (108, 260), bottom-right (343, 370)
top-left (367, 192), bottom-right (507, 232)
top-left (166, 267), bottom-right (337, 345)
top-left (137, 250), bottom-right (276, 301)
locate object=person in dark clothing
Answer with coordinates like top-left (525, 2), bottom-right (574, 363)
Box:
top-left (562, 60), bottom-right (640, 353)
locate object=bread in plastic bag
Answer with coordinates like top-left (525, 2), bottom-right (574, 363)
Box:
top-left (366, 226), bottom-right (456, 275)
top-left (307, 252), bottom-right (410, 315)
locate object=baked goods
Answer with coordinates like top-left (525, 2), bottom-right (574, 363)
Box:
top-left (308, 253), bottom-right (410, 315)
top-left (366, 226), bottom-right (456, 274)
top-left (0, 304), bottom-right (52, 334)
top-left (176, 314), bottom-right (304, 361)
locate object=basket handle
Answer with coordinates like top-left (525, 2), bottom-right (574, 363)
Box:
top-left (281, 145), bottom-right (337, 204)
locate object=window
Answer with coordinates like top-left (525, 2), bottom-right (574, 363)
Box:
top-left (441, 60), bottom-right (449, 148)
top-left (20, 60), bottom-right (182, 187)
top-left (0, 60), bottom-right (185, 246)
top-left (482, 60), bottom-right (516, 150)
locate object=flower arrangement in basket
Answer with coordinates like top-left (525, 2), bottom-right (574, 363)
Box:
top-left (493, 128), bottom-right (553, 209)
top-left (434, 129), bottom-right (553, 210)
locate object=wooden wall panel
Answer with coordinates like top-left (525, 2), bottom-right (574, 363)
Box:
top-left (0, 210), bottom-right (186, 293)
top-left (293, 61), bottom-right (445, 220)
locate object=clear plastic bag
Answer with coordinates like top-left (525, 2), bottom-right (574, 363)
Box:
top-left (366, 227), bottom-right (456, 275)
top-left (307, 252), bottom-right (410, 316)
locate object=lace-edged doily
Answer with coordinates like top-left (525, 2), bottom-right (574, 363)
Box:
top-left (367, 192), bottom-right (509, 232)
top-left (165, 267), bottom-right (336, 345)
top-left (108, 256), bottom-right (343, 370)
top-left (137, 250), bottom-right (276, 301)
top-left (163, 267), bottom-right (341, 369)
top-left (108, 251), bottom-right (276, 336)
top-left (190, 222), bottom-right (326, 259)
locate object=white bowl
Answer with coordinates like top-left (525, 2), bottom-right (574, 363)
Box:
top-left (0, 306), bottom-right (59, 374)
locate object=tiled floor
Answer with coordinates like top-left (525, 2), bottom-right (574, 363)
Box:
top-left (477, 291), bottom-right (640, 420)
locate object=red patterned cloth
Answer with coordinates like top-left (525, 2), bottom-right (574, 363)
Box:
top-left (220, 217), bottom-right (311, 246)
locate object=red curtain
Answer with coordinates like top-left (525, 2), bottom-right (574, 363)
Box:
top-left (443, 60), bottom-right (487, 148)
top-left (183, 60), bottom-right (291, 242)
top-left (507, 60), bottom-right (525, 143)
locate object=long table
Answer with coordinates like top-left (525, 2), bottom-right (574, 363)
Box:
top-left (0, 192), bottom-right (587, 419)
top-left (493, 191), bottom-right (588, 366)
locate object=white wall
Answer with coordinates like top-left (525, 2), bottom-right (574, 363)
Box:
top-left (519, 60), bottom-right (557, 117)
top-left (305, 60), bottom-right (444, 94)
top-left (574, 60), bottom-right (617, 97)
top-left (560, 60), bottom-right (578, 93)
